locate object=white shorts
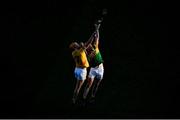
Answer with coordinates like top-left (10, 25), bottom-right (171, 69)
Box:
top-left (74, 67), bottom-right (87, 81)
top-left (88, 63), bottom-right (104, 80)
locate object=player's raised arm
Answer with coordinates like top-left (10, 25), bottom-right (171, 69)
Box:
top-left (84, 31), bottom-right (96, 48)
top-left (94, 24), bottom-right (100, 47)
top-left (84, 23), bottom-right (101, 48)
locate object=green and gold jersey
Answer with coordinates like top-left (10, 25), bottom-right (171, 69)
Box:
top-left (88, 46), bottom-right (103, 67)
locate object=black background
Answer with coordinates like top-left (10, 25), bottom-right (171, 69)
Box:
top-left (0, 0), bottom-right (179, 118)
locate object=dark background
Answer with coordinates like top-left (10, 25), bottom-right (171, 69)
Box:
top-left (0, 0), bottom-right (179, 118)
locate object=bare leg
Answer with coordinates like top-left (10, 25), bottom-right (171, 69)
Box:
top-left (83, 77), bottom-right (94, 99)
top-left (91, 79), bottom-right (102, 98)
top-left (72, 80), bottom-right (84, 104)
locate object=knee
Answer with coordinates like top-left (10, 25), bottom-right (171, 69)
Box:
top-left (97, 80), bottom-right (102, 86)
top-left (87, 78), bottom-right (93, 86)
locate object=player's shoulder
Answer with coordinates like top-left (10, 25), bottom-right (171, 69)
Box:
top-left (72, 48), bottom-right (83, 55)
top-left (72, 50), bottom-right (77, 56)
top-left (93, 44), bottom-right (99, 50)
top-left (79, 47), bottom-right (86, 53)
